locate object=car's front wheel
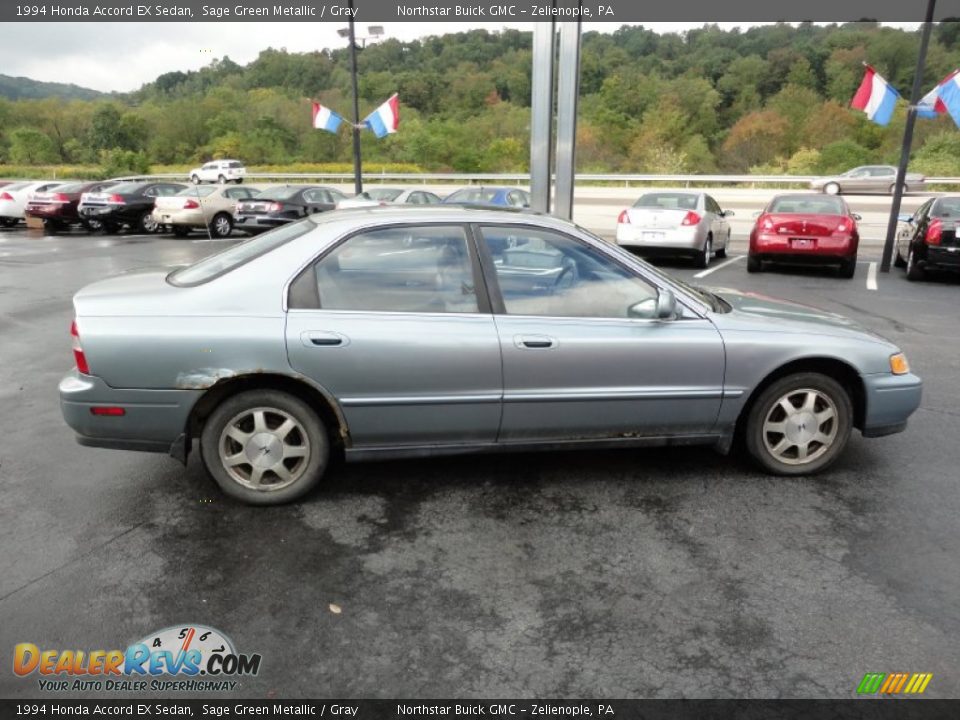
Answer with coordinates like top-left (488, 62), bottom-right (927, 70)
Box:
top-left (823, 182), bottom-right (840, 195)
top-left (200, 390), bottom-right (329, 505)
top-left (745, 372), bottom-right (852, 475)
top-left (191, 175), bottom-right (201, 185)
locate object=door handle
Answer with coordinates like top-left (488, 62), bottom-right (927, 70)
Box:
top-left (515, 334), bottom-right (557, 350)
top-left (302, 331), bottom-right (348, 348)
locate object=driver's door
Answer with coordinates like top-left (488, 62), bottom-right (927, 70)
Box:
top-left (475, 224), bottom-right (726, 443)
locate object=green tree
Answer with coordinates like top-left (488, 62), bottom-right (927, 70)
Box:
top-left (8, 127), bottom-right (58, 163)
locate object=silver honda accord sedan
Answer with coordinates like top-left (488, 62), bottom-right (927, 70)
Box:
top-left (60, 207), bottom-right (922, 505)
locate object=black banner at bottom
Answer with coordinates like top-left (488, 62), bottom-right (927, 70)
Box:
top-left (3, 700), bottom-right (960, 719)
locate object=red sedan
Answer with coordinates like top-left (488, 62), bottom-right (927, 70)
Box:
top-left (748, 194), bottom-right (860, 278)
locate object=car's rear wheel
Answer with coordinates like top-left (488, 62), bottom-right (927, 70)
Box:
top-left (200, 390), bottom-right (329, 505)
top-left (209, 212), bottom-right (233, 238)
top-left (906, 246), bottom-right (925, 281)
top-left (191, 175), bottom-right (201, 185)
top-left (889, 183), bottom-right (908, 195)
top-left (838, 257), bottom-right (857, 279)
top-left (217, 175), bottom-right (227, 184)
top-left (695, 236), bottom-right (712, 269)
top-left (139, 211), bottom-right (159, 234)
top-left (746, 254), bottom-right (762, 273)
top-left (0, 217), bottom-right (17, 228)
top-left (81, 218), bottom-right (103, 232)
top-left (745, 372), bottom-right (852, 475)
top-left (824, 182), bottom-right (840, 195)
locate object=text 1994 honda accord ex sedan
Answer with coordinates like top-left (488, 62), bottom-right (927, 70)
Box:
top-left (60, 207), bottom-right (922, 504)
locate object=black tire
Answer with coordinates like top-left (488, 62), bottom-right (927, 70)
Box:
top-left (191, 175), bottom-right (201, 185)
top-left (42, 219), bottom-right (59, 235)
top-left (893, 247), bottom-right (907, 269)
top-left (102, 221), bottom-right (120, 234)
top-left (745, 372), bottom-right (853, 476)
top-left (217, 175), bottom-right (227, 184)
top-left (905, 246), bottom-right (925, 281)
top-left (209, 212), bottom-right (233, 238)
top-left (746, 254), bottom-right (762, 273)
top-left (172, 225), bottom-right (191, 238)
top-left (838, 257), bottom-right (857, 279)
top-left (234, 178), bottom-right (243, 184)
top-left (200, 389), bottom-right (330, 505)
top-left (889, 183), bottom-right (909, 195)
top-left (824, 182), bottom-right (840, 195)
top-left (0, 217), bottom-right (17, 228)
top-left (138, 211), bottom-right (160, 234)
top-left (695, 236), bottom-right (712, 269)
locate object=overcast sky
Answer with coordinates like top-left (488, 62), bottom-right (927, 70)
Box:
top-left (0, 21), bottom-right (922, 93)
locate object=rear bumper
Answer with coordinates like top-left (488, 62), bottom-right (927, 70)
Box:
top-left (153, 209), bottom-right (206, 226)
top-left (752, 233), bottom-right (856, 260)
top-left (59, 370), bottom-right (202, 454)
top-left (861, 372), bottom-right (922, 437)
top-left (234, 214), bottom-right (288, 230)
top-left (616, 225), bottom-right (701, 251)
top-left (922, 246), bottom-right (960, 270)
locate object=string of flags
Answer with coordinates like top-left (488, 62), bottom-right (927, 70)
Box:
top-left (851, 64), bottom-right (960, 128)
top-left (311, 93), bottom-right (400, 137)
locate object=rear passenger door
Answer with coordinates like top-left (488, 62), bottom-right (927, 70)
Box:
top-left (285, 224), bottom-right (502, 448)
top-left (302, 188), bottom-right (337, 214)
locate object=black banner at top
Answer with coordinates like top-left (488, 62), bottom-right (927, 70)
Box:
top-left (0, 0), bottom-right (958, 23)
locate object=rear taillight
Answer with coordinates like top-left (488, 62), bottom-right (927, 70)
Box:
top-left (268, 202), bottom-right (283, 213)
top-left (925, 219), bottom-right (942, 245)
top-left (617, 210), bottom-right (630, 224)
top-left (108, 194), bottom-right (125, 205)
top-left (52, 193), bottom-right (70, 203)
top-left (183, 199), bottom-right (200, 209)
top-left (71, 320), bottom-right (90, 375)
top-left (681, 211), bottom-right (701, 226)
top-left (759, 215), bottom-right (774, 231)
top-left (0, 192), bottom-right (12, 201)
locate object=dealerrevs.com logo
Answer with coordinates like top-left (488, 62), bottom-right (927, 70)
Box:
top-left (13, 624), bottom-right (261, 693)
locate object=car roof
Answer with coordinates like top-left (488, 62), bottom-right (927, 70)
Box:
top-left (306, 204), bottom-right (560, 230)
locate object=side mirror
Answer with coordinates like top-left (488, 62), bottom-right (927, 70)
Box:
top-left (723, 210), bottom-right (735, 217)
top-left (897, 213), bottom-right (913, 223)
top-left (629, 289), bottom-right (678, 320)
top-left (852, 213), bottom-right (862, 221)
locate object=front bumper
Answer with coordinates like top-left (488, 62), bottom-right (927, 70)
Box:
top-left (861, 372), bottom-right (922, 437)
top-left (59, 370), bottom-right (202, 454)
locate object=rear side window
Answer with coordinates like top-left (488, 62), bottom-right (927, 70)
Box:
top-left (295, 225), bottom-right (478, 314)
top-left (176, 185), bottom-right (217, 197)
top-left (168, 221), bottom-right (313, 286)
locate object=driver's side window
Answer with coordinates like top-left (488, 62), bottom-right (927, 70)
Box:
top-left (478, 226), bottom-right (657, 319)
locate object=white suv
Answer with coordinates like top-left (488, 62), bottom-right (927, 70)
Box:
top-left (189, 160), bottom-right (246, 185)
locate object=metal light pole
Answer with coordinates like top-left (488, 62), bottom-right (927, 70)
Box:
top-left (347, 3), bottom-right (362, 195)
top-left (338, 18), bottom-right (384, 196)
top-left (881, 0), bottom-right (937, 272)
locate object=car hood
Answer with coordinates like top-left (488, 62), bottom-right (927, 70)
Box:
top-left (707, 286), bottom-right (894, 346)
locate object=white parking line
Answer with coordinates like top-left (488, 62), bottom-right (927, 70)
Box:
top-left (866, 262), bottom-right (878, 291)
top-left (694, 255), bottom-right (744, 279)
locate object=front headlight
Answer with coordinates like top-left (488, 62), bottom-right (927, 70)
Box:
top-left (890, 352), bottom-right (910, 375)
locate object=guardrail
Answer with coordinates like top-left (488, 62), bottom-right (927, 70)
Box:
top-left (113, 172), bottom-right (960, 187)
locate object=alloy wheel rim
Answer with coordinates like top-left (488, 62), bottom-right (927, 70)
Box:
top-left (214, 216), bottom-right (231, 236)
top-left (142, 215), bottom-right (158, 232)
top-left (219, 407), bottom-right (310, 491)
top-left (762, 388), bottom-right (838, 466)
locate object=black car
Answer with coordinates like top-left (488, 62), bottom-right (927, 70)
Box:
top-left (234, 185), bottom-right (348, 235)
top-left (78, 181), bottom-right (187, 234)
top-left (895, 195), bottom-right (960, 281)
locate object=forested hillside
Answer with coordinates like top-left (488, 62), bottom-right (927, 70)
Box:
top-left (0, 74), bottom-right (106, 102)
top-left (2, 22), bottom-right (960, 176)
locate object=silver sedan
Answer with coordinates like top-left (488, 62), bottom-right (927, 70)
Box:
top-left (810, 166), bottom-right (927, 195)
top-left (615, 191), bottom-right (733, 268)
top-left (60, 207), bottom-right (922, 505)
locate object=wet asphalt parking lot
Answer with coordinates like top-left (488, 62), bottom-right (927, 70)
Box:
top-left (1, 219), bottom-right (959, 699)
